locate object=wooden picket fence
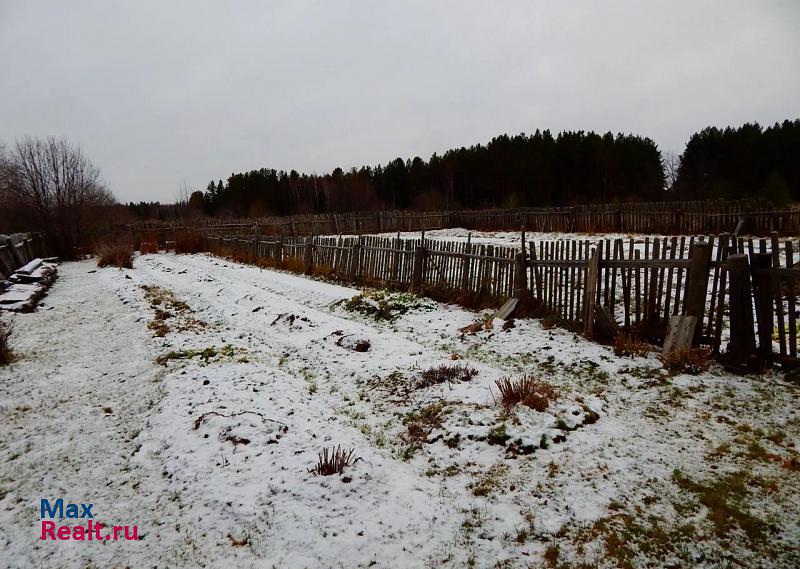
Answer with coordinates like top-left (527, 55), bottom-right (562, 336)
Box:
top-left (204, 230), bottom-right (800, 364)
top-left (132, 199), bottom-right (800, 241)
top-left (206, 234), bottom-right (520, 300)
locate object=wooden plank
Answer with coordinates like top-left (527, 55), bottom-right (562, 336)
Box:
top-left (634, 249), bottom-right (641, 325)
top-left (787, 241), bottom-right (797, 358)
top-left (583, 248), bottom-right (599, 335)
top-left (752, 253), bottom-right (774, 360)
top-left (647, 238), bottom-right (660, 323)
top-left (726, 254), bottom-right (757, 359)
top-left (663, 315), bottom-right (698, 356)
top-left (495, 297), bottom-right (518, 320)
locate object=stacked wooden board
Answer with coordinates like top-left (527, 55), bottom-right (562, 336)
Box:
top-left (0, 257), bottom-right (58, 312)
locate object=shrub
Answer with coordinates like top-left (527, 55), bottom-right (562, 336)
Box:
top-left (0, 318), bottom-right (14, 365)
top-left (175, 230), bottom-right (205, 254)
top-left (96, 242), bottom-right (133, 268)
top-left (140, 242), bottom-right (159, 254)
top-left (282, 255), bottom-right (305, 273)
top-left (613, 332), bottom-right (652, 358)
top-left (495, 375), bottom-right (557, 411)
top-left (660, 347), bottom-right (713, 375)
top-left (310, 445), bottom-right (356, 476)
top-left (420, 281), bottom-right (502, 311)
top-left (417, 364), bottom-right (478, 389)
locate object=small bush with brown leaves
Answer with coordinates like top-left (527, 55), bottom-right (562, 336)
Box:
top-left (139, 242), bottom-right (159, 254)
top-left (660, 347), bottom-right (713, 375)
top-left (174, 230), bottom-right (206, 254)
top-left (417, 364), bottom-right (478, 389)
top-left (495, 375), bottom-right (557, 412)
top-left (310, 445), bottom-right (356, 476)
top-left (96, 242), bottom-right (133, 268)
top-left (613, 332), bottom-right (652, 358)
top-left (0, 318), bottom-right (14, 365)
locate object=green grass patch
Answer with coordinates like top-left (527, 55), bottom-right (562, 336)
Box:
top-left (334, 290), bottom-right (432, 322)
top-left (156, 344), bottom-right (238, 365)
top-left (672, 468), bottom-right (772, 542)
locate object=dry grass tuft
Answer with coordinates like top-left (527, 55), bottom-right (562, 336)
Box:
top-left (174, 230), bottom-right (206, 254)
top-left (282, 255), bottom-right (305, 273)
top-left (310, 445), bottom-right (356, 476)
top-left (312, 263), bottom-right (336, 278)
top-left (495, 375), bottom-right (557, 412)
top-left (96, 242), bottom-right (134, 268)
top-left (420, 281), bottom-right (503, 312)
top-left (139, 242), bottom-right (159, 254)
top-left (660, 346), bottom-right (713, 375)
top-left (417, 364), bottom-right (478, 389)
top-left (0, 318), bottom-right (15, 365)
top-left (613, 332), bottom-right (652, 358)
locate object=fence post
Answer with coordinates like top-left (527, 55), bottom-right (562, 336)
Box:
top-left (685, 240), bottom-right (712, 345)
top-left (583, 248), bottom-right (599, 336)
top-left (333, 235), bottom-right (342, 274)
top-left (277, 236), bottom-right (284, 264)
top-left (303, 237), bottom-right (314, 274)
top-left (391, 234), bottom-right (400, 285)
top-left (726, 254), bottom-right (757, 361)
top-left (673, 206), bottom-right (683, 234)
top-left (460, 234), bottom-right (472, 290)
top-left (752, 253), bottom-right (774, 361)
top-left (513, 252), bottom-right (528, 300)
top-left (411, 244), bottom-right (426, 291)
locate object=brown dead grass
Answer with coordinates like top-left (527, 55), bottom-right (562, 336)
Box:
top-left (96, 242), bottom-right (133, 268)
top-left (417, 364), bottom-right (478, 388)
top-left (311, 445), bottom-right (356, 476)
top-left (495, 375), bottom-right (557, 411)
top-left (421, 281), bottom-right (504, 311)
top-left (613, 332), bottom-right (652, 358)
top-left (139, 241), bottom-right (159, 254)
top-left (282, 255), bottom-right (305, 273)
top-left (660, 347), bottom-right (713, 375)
top-left (174, 230), bottom-right (206, 254)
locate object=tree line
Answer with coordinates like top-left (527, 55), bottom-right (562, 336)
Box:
top-left (128, 120), bottom-right (799, 221)
top-left (2, 120), bottom-right (798, 253)
top-left (673, 120), bottom-right (799, 205)
top-left (183, 130), bottom-right (667, 219)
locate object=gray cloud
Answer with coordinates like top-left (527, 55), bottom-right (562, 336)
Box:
top-left (1, 0), bottom-right (798, 202)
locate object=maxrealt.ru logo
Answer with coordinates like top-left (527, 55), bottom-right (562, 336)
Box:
top-left (39, 499), bottom-right (139, 541)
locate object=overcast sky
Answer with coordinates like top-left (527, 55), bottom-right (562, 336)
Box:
top-left (1, 1), bottom-right (798, 203)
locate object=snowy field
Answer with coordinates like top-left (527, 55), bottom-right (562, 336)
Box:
top-left (377, 228), bottom-right (798, 262)
top-left (1, 253), bottom-right (799, 568)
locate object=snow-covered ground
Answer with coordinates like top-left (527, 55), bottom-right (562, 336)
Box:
top-left (1, 253), bottom-right (798, 568)
top-left (378, 228), bottom-right (799, 262)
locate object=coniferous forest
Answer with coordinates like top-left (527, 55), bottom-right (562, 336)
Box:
top-left (128, 120), bottom-right (800, 220)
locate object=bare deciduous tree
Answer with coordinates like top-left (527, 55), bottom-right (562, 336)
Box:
top-left (2, 137), bottom-right (115, 257)
top-left (662, 151), bottom-right (681, 192)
